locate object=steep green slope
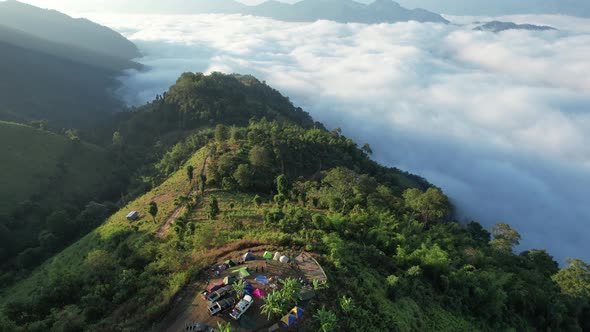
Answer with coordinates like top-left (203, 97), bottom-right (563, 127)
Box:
top-left (0, 0), bottom-right (140, 60)
top-left (1, 74), bottom-right (588, 332)
top-left (0, 25), bottom-right (140, 72)
top-left (0, 121), bottom-right (122, 270)
top-left (0, 121), bottom-right (112, 216)
top-left (0, 40), bottom-right (124, 128)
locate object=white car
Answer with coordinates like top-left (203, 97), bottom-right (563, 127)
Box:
top-left (229, 294), bottom-right (254, 320)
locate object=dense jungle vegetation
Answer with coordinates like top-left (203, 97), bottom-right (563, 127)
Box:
top-left (1, 73), bottom-right (589, 332)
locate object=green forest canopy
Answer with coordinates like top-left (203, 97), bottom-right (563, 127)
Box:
top-left (0, 72), bottom-right (588, 331)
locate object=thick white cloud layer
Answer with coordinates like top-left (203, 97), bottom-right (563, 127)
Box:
top-left (89, 13), bottom-right (590, 263)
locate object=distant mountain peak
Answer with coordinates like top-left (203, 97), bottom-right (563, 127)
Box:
top-left (245, 0), bottom-right (448, 24)
top-left (475, 21), bottom-right (557, 32)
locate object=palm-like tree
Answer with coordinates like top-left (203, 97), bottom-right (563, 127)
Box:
top-left (280, 277), bottom-right (301, 304)
top-left (314, 306), bottom-right (337, 332)
top-left (260, 291), bottom-right (285, 320)
top-left (216, 322), bottom-right (233, 332)
top-left (339, 296), bottom-right (354, 314)
top-left (232, 281), bottom-right (246, 300)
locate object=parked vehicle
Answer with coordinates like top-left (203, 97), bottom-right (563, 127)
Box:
top-left (207, 285), bottom-right (234, 302)
top-left (207, 297), bottom-right (236, 316)
top-left (230, 294), bottom-right (254, 320)
top-left (201, 280), bottom-right (225, 299)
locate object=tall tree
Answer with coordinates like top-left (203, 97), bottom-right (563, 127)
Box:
top-left (403, 188), bottom-right (451, 224)
top-left (489, 223), bottom-right (521, 253)
top-left (233, 164), bottom-right (251, 189)
top-left (229, 126), bottom-right (242, 143)
top-left (207, 196), bottom-right (220, 220)
top-left (276, 174), bottom-right (288, 197)
top-left (552, 259), bottom-right (590, 299)
top-left (148, 201), bottom-right (158, 223)
top-left (215, 124), bottom-right (228, 143)
top-left (186, 165), bottom-right (194, 184)
top-left (199, 174), bottom-right (206, 194)
top-left (249, 145), bottom-right (271, 169)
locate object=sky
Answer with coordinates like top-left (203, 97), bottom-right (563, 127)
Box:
top-left (71, 12), bottom-right (590, 264)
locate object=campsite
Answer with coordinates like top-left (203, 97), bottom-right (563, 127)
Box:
top-left (160, 248), bottom-right (326, 332)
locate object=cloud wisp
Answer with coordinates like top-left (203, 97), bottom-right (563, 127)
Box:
top-left (91, 13), bottom-right (590, 263)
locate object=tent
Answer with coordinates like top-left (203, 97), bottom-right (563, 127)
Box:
top-left (255, 275), bottom-right (269, 285)
top-left (290, 307), bottom-right (304, 319)
top-left (225, 259), bottom-right (236, 267)
top-left (243, 252), bottom-right (255, 261)
top-left (273, 252), bottom-right (281, 261)
top-left (279, 255), bottom-right (289, 263)
top-left (126, 211), bottom-right (139, 221)
top-left (280, 307), bottom-right (304, 327)
top-left (263, 251), bottom-right (273, 259)
top-left (252, 288), bottom-right (265, 298)
top-left (232, 267), bottom-right (250, 278)
top-left (281, 314), bottom-right (297, 327)
top-left (244, 281), bottom-right (254, 295)
top-left (223, 275), bottom-right (237, 285)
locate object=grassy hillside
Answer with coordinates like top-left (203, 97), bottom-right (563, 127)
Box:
top-left (0, 41), bottom-right (124, 129)
top-left (1, 73), bottom-right (588, 332)
top-left (1, 119), bottom-right (588, 331)
top-left (0, 148), bottom-right (208, 303)
top-left (0, 121), bottom-right (126, 272)
top-left (0, 121), bottom-right (112, 216)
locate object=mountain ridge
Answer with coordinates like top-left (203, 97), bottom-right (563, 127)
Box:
top-left (474, 21), bottom-right (557, 32)
top-left (0, 0), bottom-right (141, 60)
top-left (37, 0), bottom-right (449, 24)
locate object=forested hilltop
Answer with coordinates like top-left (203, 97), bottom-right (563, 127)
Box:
top-left (0, 73), bottom-right (589, 332)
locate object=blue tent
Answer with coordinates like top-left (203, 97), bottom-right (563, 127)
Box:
top-left (281, 314), bottom-right (297, 327)
top-left (255, 275), bottom-right (269, 285)
top-left (244, 281), bottom-right (254, 295)
top-left (290, 307), bottom-right (304, 318)
top-left (281, 307), bottom-right (304, 327)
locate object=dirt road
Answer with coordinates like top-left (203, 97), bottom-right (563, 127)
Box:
top-left (155, 156), bottom-right (210, 237)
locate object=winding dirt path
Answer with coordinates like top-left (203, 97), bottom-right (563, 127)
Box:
top-left (155, 156), bottom-right (210, 237)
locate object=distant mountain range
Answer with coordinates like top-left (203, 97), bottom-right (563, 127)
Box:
top-left (396, 0), bottom-right (590, 17)
top-left (0, 1), bottom-right (141, 128)
top-left (241, 0), bottom-right (449, 24)
top-left (37, 0), bottom-right (449, 24)
top-left (0, 0), bottom-right (140, 60)
top-left (475, 21), bottom-right (557, 33)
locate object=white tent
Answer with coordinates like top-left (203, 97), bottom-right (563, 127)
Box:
top-left (279, 256), bottom-right (289, 263)
top-left (273, 252), bottom-right (281, 261)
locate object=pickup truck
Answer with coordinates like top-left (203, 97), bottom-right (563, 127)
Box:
top-left (230, 294), bottom-right (254, 320)
top-left (201, 280), bottom-right (224, 299)
top-left (207, 285), bottom-right (234, 302)
top-left (207, 297), bottom-right (236, 316)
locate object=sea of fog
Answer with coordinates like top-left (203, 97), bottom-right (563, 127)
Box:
top-left (87, 13), bottom-right (590, 264)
